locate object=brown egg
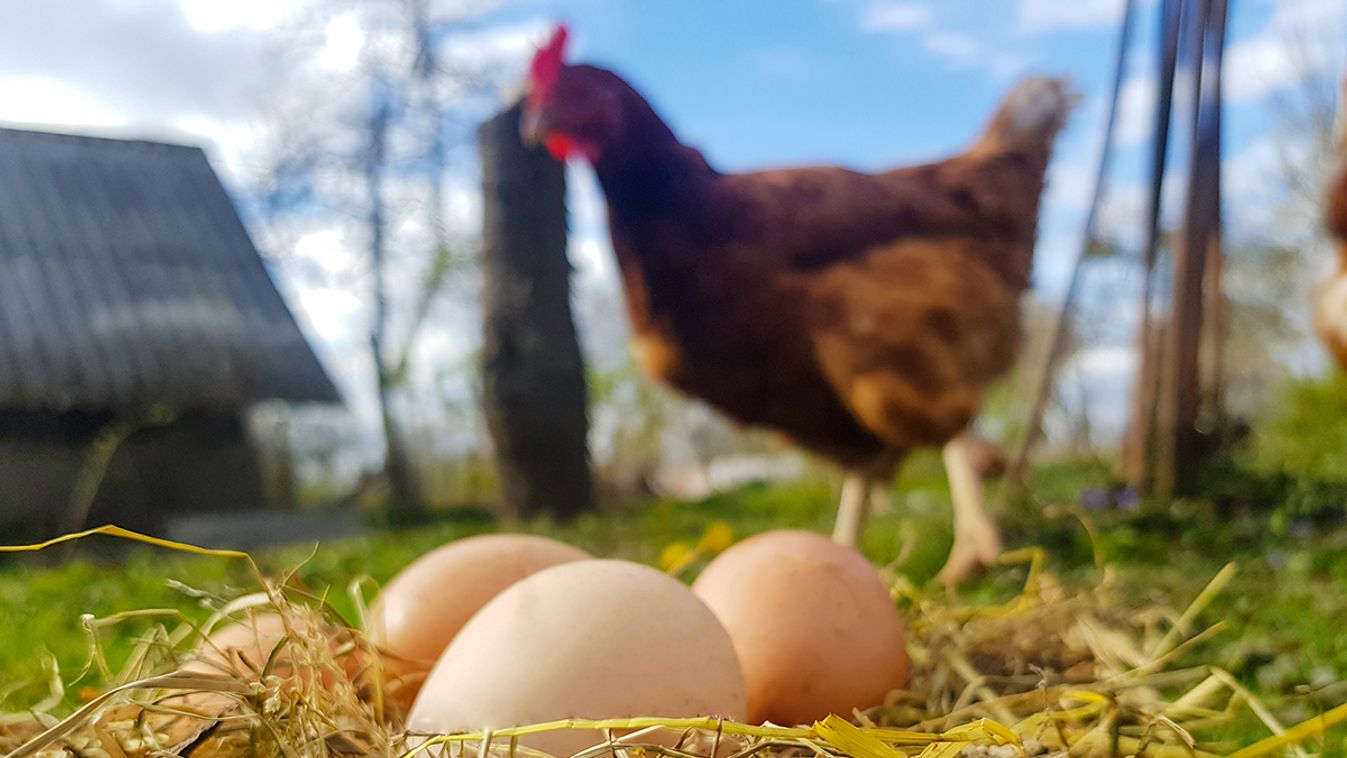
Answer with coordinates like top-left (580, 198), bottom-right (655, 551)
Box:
top-left (368, 534), bottom-right (591, 706)
top-left (692, 530), bottom-right (909, 725)
top-left (184, 611), bottom-right (349, 687)
top-left (186, 612), bottom-right (291, 677)
top-left (169, 609), bottom-right (374, 737)
top-left (408, 560), bottom-right (747, 756)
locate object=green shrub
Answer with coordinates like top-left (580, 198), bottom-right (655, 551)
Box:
top-left (1255, 372), bottom-right (1347, 483)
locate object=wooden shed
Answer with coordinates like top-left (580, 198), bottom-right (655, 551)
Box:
top-left (0, 126), bottom-right (341, 538)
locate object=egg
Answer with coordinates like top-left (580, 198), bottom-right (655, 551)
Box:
top-left (184, 611), bottom-right (348, 686)
top-left (171, 610), bottom-right (361, 726)
top-left (186, 612), bottom-right (296, 677)
top-left (692, 529), bottom-right (910, 725)
top-left (368, 534), bottom-right (591, 704)
top-left (408, 559), bottom-right (747, 756)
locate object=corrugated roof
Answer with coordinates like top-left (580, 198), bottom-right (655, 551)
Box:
top-left (0, 126), bottom-right (341, 410)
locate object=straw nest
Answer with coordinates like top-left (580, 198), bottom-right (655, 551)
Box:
top-left (1, 526), bottom-right (1343, 758)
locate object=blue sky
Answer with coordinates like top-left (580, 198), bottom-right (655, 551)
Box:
top-left (544, 0), bottom-right (1133, 301)
top-left (456, 0), bottom-right (1346, 299)
top-left (516, 0), bottom-right (1115, 167)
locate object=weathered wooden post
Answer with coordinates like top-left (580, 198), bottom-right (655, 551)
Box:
top-left (1118, 0), bottom-right (1226, 495)
top-left (1154, 0), bottom-right (1227, 495)
top-left (478, 101), bottom-right (594, 519)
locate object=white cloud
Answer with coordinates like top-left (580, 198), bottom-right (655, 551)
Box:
top-left (445, 179), bottom-right (485, 235)
top-left (444, 20), bottom-right (553, 67)
top-left (565, 167), bottom-right (629, 367)
top-left (1226, 37), bottom-right (1306, 105)
top-left (0, 1), bottom-right (278, 127)
top-left (296, 287), bottom-right (366, 344)
top-left (1112, 45), bottom-right (1200, 151)
top-left (1224, 0), bottom-right (1347, 104)
top-left (1115, 75), bottom-right (1155, 146)
top-left (1224, 136), bottom-right (1282, 206)
top-left (852, 3), bottom-right (1029, 78)
top-left (293, 228), bottom-right (361, 279)
top-left (0, 75), bottom-right (127, 128)
top-left (923, 31), bottom-right (979, 63)
top-left (1031, 229), bottom-right (1083, 298)
top-left (1053, 344), bottom-right (1135, 441)
top-left (860, 2), bottom-right (934, 32)
top-left (170, 113), bottom-right (268, 182)
top-left (1221, 131), bottom-right (1326, 240)
top-left (175, 0), bottom-right (301, 32)
top-left (572, 234), bottom-right (613, 280)
top-left (921, 33), bottom-right (1028, 79)
top-left (1072, 344), bottom-right (1135, 377)
top-left (315, 13), bottom-right (366, 72)
top-left (1093, 179), bottom-right (1147, 249)
top-left (1019, 0), bottom-right (1125, 32)
top-left (569, 168), bottom-right (608, 229)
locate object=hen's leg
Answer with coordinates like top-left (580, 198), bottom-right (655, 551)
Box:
top-left (869, 483), bottom-right (894, 516)
top-left (937, 432), bottom-right (1002, 584)
top-left (832, 472), bottom-right (873, 547)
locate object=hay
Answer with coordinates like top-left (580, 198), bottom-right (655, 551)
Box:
top-left (1, 526), bottom-right (1344, 758)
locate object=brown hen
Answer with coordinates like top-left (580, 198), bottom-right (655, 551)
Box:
top-left (522, 27), bottom-right (1071, 581)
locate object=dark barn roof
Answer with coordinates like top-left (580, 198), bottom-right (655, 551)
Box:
top-left (0, 126), bottom-right (341, 410)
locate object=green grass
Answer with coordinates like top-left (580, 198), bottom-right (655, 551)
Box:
top-left (0, 479), bottom-right (851, 704)
top-left (2, 460), bottom-right (1346, 752)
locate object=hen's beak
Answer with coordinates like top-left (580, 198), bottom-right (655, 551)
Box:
top-left (520, 107), bottom-right (545, 147)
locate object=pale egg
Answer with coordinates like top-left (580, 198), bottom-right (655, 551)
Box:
top-left (161, 612), bottom-right (344, 745)
top-left (692, 529), bottom-right (909, 725)
top-left (172, 608), bottom-right (361, 726)
top-left (185, 612), bottom-right (299, 678)
top-left (408, 559), bottom-right (747, 756)
top-left (368, 534), bottom-right (591, 705)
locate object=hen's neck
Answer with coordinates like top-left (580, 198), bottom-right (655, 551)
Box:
top-left (591, 98), bottom-right (718, 228)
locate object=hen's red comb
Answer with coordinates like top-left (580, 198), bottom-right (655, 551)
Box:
top-left (529, 25), bottom-right (569, 97)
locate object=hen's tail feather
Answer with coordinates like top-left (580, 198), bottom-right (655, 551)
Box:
top-left (974, 77), bottom-right (1075, 154)
top-left (966, 77), bottom-right (1074, 290)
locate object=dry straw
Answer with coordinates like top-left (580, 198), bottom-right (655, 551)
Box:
top-left (1, 526), bottom-right (1344, 757)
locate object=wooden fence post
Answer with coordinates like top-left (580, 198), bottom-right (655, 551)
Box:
top-left (478, 101), bottom-right (594, 520)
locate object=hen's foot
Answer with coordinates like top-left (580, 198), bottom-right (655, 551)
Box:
top-left (935, 516), bottom-right (1001, 585)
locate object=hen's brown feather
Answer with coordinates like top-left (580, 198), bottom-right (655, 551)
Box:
top-left (801, 235), bottom-right (1023, 451)
top-left (586, 75), bottom-right (1070, 469)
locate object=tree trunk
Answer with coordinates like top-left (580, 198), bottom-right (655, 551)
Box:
top-left (365, 84), bottom-right (428, 520)
top-left (1123, 317), bottom-right (1164, 489)
top-left (1123, 0), bottom-right (1184, 489)
top-left (1201, 232), bottom-right (1227, 427)
top-left (378, 366), bottom-right (427, 518)
top-left (479, 102), bottom-right (594, 520)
